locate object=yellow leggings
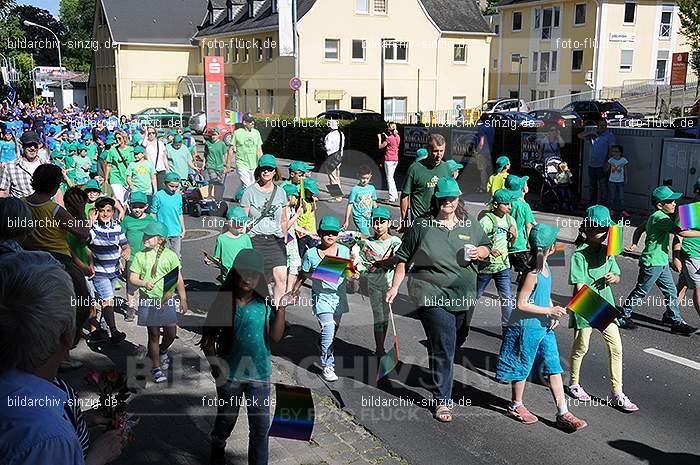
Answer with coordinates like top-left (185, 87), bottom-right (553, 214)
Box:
top-left (570, 324), bottom-right (623, 391)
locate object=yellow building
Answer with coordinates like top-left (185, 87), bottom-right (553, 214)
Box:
top-left (491, 0), bottom-right (695, 102)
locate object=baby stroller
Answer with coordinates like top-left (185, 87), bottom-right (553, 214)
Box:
top-left (183, 172), bottom-right (228, 217)
top-left (535, 155), bottom-right (562, 212)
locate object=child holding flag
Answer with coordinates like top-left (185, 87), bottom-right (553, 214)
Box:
top-left (282, 183), bottom-right (304, 291)
top-left (296, 177), bottom-right (320, 257)
top-left (129, 221), bottom-right (187, 384)
top-left (495, 223), bottom-right (588, 432)
top-left (203, 206), bottom-right (253, 284)
top-left (673, 179), bottom-right (700, 322)
top-left (567, 206), bottom-right (638, 412)
top-left (620, 186), bottom-right (699, 335)
top-left (290, 216), bottom-right (353, 382)
top-left (354, 206), bottom-right (401, 355)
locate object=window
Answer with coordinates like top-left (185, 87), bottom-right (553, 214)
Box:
top-left (271, 0), bottom-right (278, 14)
top-left (227, 6), bottom-right (234, 21)
top-left (620, 49), bottom-right (633, 72)
top-left (539, 51), bottom-right (550, 83)
top-left (542, 8), bottom-right (553, 39)
top-left (656, 50), bottom-right (669, 81)
top-left (554, 7), bottom-right (560, 27)
top-left (131, 82), bottom-right (178, 99)
top-left (530, 89), bottom-right (537, 101)
top-left (574, 4), bottom-right (586, 25)
top-left (551, 51), bottom-right (558, 71)
top-left (539, 91), bottom-right (548, 100)
top-left (351, 96), bottom-right (366, 110)
top-left (326, 99), bottom-right (339, 111)
top-left (532, 52), bottom-right (538, 72)
top-left (624, 2), bottom-right (636, 24)
top-left (248, 1), bottom-right (254, 17)
top-left (255, 90), bottom-right (261, 112)
top-left (243, 44), bottom-right (249, 62)
top-left (374, 0), bottom-right (387, 14)
top-left (494, 24), bottom-right (499, 34)
top-left (215, 45), bottom-right (222, 58)
top-left (453, 44), bottom-right (467, 63)
top-left (267, 90), bottom-right (274, 113)
top-left (660, 9), bottom-right (672, 38)
top-left (534, 9), bottom-right (540, 29)
top-left (266, 37), bottom-right (273, 60)
top-left (204, 45), bottom-right (210, 57)
top-left (383, 97), bottom-right (407, 117)
top-left (384, 41), bottom-right (408, 62)
top-left (355, 0), bottom-right (368, 13)
top-left (512, 11), bottom-right (522, 31)
top-left (509, 90), bottom-right (519, 98)
top-left (255, 39), bottom-right (263, 61)
top-left (492, 58), bottom-right (498, 70)
top-left (510, 54), bottom-right (521, 74)
top-left (572, 50), bottom-right (583, 71)
top-left (452, 97), bottom-right (466, 112)
top-left (325, 39), bottom-right (340, 60)
top-left (224, 44), bottom-right (230, 63)
top-left (233, 42), bottom-right (239, 63)
top-left (352, 40), bottom-right (366, 61)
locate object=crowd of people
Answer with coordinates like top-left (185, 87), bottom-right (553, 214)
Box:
top-left (0, 102), bottom-right (699, 465)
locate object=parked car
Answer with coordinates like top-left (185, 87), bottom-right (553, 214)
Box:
top-left (477, 111), bottom-right (544, 129)
top-left (481, 98), bottom-right (530, 113)
top-left (672, 116), bottom-right (700, 138)
top-left (561, 100), bottom-right (628, 124)
top-left (316, 109), bottom-right (384, 122)
top-left (132, 107), bottom-right (187, 127)
top-left (528, 109), bottom-right (583, 129)
top-left (188, 112), bottom-right (207, 134)
top-left (686, 99), bottom-right (700, 116)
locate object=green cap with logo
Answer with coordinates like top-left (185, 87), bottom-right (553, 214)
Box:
top-left (505, 174), bottom-right (529, 192)
top-left (133, 145), bottom-right (145, 154)
top-left (283, 183), bottom-right (300, 198)
top-left (130, 192), bottom-right (148, 205)
top-left (302, 177), bottom-right (320, 196)
top-left (289, 161), bottom-right (314, 173)
top-left (416, 148), bottom-right (429, 161)
top-left (164, 172), bottom-right (181, 183)
top-left (496, 155), bottom-right (510, 172)
top-left (226, 206), bottom-right (249, 222)
top-left (318, 215), bottom-right (341, 233)
top-left (83, 179), bottom-right (101, 192)
top-left (142, 221), bottom-right (167, 238)
top-left (529, 223), bottom-right (560, 250)
top-left (651, 185), bottom-right (682, 204)
top-left (258, 154), bottom-right (277, 169)
top-left (446, 159), bottom-right (463, 173)
top-left (434, 176), bottom-right (462, 198)
top-left (167, 129), bottom-right (177, 136)
top-left (233, 248), bottom-right (265, 274)
top-left (173, 135), bottom-right (183, 144)
top-left (371, 206), bottom-right (391, 220)
top-left (492, 188), bottom-right (514, 205)
top-left (584, 205), bottom-right (614, 228)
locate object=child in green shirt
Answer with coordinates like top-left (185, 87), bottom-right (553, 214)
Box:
top-left (620, 185), bottom-right (699, 335)
top-left (673, 178), bottom-right (700, 322)
top-left (487, 155), bottom-right (510, 198)
top-left (203, 206), bottom-right (253, 284)
top-left (72, 145), bottom-right (92, 186)
top-left (126, 146), bottom-right (157, 196)
top-left (506, 175), bottom-right (536, 275)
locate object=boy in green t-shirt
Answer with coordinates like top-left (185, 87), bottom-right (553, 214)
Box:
top-left (73, 145), bottom-right (92, 186)
top-left (476, 189), bottom-right (517, 329)
top-left (505, 175), bottom-right (536, 275)
top-left (126, 146), bottom-right (157, 196)
top-left (121, 192), bottom-right (157, 321)
top-left (203, 206), bottom-right (253, 283)
top-left (621, 185), bottom-right (699, 335)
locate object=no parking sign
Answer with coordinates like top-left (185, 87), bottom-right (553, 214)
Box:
top-left (289, 76), bottom-right (302, 91)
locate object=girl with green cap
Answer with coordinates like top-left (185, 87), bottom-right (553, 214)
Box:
top-left (129, 221), bottom-right (187, 384)
top-left (567, 205), bottom-right (638, 412)
top-left (495, 223), bottom-right (588, 432)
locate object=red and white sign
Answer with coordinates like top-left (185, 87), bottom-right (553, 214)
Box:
top-left (289, 76), bottom-right (302, 91)
top-left (670, 52), bottom-right (689, 86)
top-left (204, 56), bottom-right (225, 129)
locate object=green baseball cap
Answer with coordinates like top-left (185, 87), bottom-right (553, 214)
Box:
top-left (133, 145), bottom-right (145, 154)
top-left (173, 135), bottom-right (183, 144)
top-left (496, 156), bottom-right (511, 172)
top-left (302, 178), bottom-right (320, 196)
top-left (51, 150), bottom-right (63, 159)
top-left (167, 129), bottom-right (177, 136)
top-left (142, 221), bottom-right (168, 238)
top-left (505, 174), bottom-right (529, 192)
top-left (234, 185), bottom-right (246, 202)
top-left (318, 216), bottom-right (341, 233)
top-left (233, 248), bottom-right (265, 274)
top-left (258, 154), bottom-right (277, 169)
top-left (77, 144), bottom-right (87, 151)
top-left (83, 134), bottom-right (93, 140)
top-left (492, 188), bottom-right (514, 205)
top-left (416, 148), bottom-right (429, 161)
top-left (157, 128), bottom-right (165, 136)
top-left (529, 223), bottom-right (560, 250)
top-left (371, 206), bottom-right (391, 220)
top-left (446, 159), bottom-right (464, 173)
top-left (226, 206), bottom-right (249, 222)
top-left (651, 185), bottom-right (682, 204)
top-left (434, 177), bottom-right (462, 198)
top-left (105, 135), bottom-right (115, 145)
top-left (164, 172), bottom-right (181, 183)
top-left (283, 183), bottom-right (300, 198)
top-left (289, 161), bottom-right (314, 173)
top-left (585, 205), bottom-right (614, 228)
top-left (83, 179), bottom-right (101, 192)
top-left (130, 192), bottom-right (148, 205)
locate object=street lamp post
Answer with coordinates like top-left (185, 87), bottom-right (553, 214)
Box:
top-left (516, 54), bottom-right (524, 101)
top-left (23, 20), bottom-right (63, 107)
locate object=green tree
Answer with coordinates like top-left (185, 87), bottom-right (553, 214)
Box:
top-left (481, 0), bottom-right (499, 16)
top-left (677, 0), bottom-right (700, 82)
top-left (60, 0), bottom-right (95, 73)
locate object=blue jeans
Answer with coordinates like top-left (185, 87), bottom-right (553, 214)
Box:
top-left (621, 265), bottom-right (682, 323)
top-left (609, 181), bottom-right (625, 212)
top-left (317, 312), bottom-right (342, 368)
top-left (211, 380), bottom-right (271, 465)
top-left (418, 306), bottom-right (474, 405)
top-left (588, 166), bottom-right (607, 204)
top-left (476, 269), bottom-right (515, 326)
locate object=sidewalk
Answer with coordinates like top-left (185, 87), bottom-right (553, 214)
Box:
top-left (61, 307), bottom-right (408, 465)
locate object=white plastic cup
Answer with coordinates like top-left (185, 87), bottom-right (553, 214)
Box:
top-left (463, 244), bottom-right (477, 262)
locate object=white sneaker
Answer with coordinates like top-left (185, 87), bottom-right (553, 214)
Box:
top-left (322, 366), bottom-right (338, 382)
top-left (160, 352), bottom-right (171, 370)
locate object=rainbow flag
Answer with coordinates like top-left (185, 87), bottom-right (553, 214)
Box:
top-left (228, 111), bottom-right (245, 124)
top-left (162, 267), bottom-right (179, 298)
top-left (567, 285), bottom-right (620, 330)
top-left (377, 337), bottom-right (400, 381)
top-left (678, 202), bottom-right (700, 230)
top-left (311, 255), bottom-right (352, 285)
top-left (607, 224), bottom-right (624, 257)
top-left (268, 384), bottom-right (315, 441)
top-left (286, 231), bottom-right (295, 244)
top-left (550, 242), bottom-right (566, 267)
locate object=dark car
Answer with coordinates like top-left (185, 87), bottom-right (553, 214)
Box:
top-left (528, 110), bottom-right (583, 129)
top-left (672, 116), bottom-right (700, 138)
top-left (316, 109), bottom-right (384, 122)
top-left (478, 111), bottom-right (544, 130)
top-left (686, 99), bottom-right (700, 116)
top-left (561, 100), bottom-right (628, 124)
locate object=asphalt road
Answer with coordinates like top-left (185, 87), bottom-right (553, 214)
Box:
top-left (179, 163), bottom-right (700, 465)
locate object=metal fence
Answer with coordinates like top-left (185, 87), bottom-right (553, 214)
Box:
top-left (389, 108), bottom-right (482, 126)
top-left (525, 90), bottom-right (595, 111)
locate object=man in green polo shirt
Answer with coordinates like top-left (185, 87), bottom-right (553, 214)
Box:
top-left (167, 135), bottom-right (195, 182)
top-left (230, 113), bottom-right (263, 188)
top-left (203, 128), bottom-right (232, 201)
top-left (400, 133), bottom-right (451, 226)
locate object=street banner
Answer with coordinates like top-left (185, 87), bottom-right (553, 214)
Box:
top-left (204, 56), bottom-right (225, 129)
top-left (450, 128), bottom-right (479, 163)
top-left (671, 52), bottom-right (689, 86)
top-left (403, 126), bottom-right (430, 157)
top-left (278, 0), bottom-right (294, 57)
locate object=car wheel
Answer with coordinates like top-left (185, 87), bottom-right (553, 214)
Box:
top-left (191, 204), bottom-right (202, 218)
top-left (216, 201), bottom-right (228, 218)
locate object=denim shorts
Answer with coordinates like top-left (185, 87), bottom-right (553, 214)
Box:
top-left (92, 277), bottom-right (118, 301)
top-left (495, 318), bottom-right (563, 382)
top-left (138, 297), bottom-right (178, 327)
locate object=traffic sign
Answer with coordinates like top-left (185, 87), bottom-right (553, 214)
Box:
top-left (289, 76), bottom-right (302, 91)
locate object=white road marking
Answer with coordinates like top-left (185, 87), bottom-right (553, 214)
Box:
top-left (643, 348), bottom-right (700, 371)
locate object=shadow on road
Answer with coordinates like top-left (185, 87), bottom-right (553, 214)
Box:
top-left (609, 440), bottom-right (700, 465)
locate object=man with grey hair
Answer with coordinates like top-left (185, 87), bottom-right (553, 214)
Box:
top-left (0, 254), bottom-right (123, 465)
top-left (324, 119), bottom-right (345, 202)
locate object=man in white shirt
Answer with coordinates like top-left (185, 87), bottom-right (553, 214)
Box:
top-left (324, 120), bottom-right (345, 202)
top-left (141, 127), bottom-right (169, 190)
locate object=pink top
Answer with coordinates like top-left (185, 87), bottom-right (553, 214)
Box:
top-left (384, 134), bottom-right (400, 162)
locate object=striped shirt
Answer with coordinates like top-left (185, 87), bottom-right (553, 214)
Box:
top-left (89, 220), bottom-right (127, 279)
top-left (53, 378), bottom-right (90, 456)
